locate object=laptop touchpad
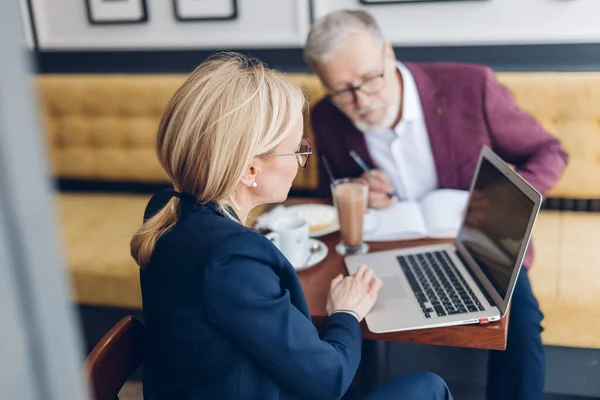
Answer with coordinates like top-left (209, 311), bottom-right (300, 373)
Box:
top-left (378, 276), bottom-right (407, 301)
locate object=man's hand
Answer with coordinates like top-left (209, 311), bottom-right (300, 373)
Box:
top-left (359, 170), bottom-right (397, 209)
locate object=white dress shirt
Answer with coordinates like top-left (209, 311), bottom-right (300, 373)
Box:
top-left (364, 62), bottom-right (438, 201)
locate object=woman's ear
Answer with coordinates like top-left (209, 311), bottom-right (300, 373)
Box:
top-left (240, 163), bottom-right (259, 188)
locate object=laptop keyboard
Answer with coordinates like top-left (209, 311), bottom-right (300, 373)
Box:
top-left (397, 251), bottom-right (486, 319)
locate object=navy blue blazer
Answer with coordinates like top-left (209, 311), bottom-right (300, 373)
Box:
top-left (140, 190), bottom-right (362, 400)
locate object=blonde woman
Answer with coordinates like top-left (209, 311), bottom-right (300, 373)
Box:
top-left (131, 52), bottom-right (453, 400)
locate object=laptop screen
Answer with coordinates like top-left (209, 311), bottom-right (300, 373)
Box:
top-left (456, 157), bottom-right (535, 300)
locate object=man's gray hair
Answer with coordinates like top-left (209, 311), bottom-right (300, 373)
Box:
top-left (304, 9), bottom-right (384, 68)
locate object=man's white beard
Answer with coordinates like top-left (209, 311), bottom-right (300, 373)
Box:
top-left (353, 89), bottom-right (401, 134)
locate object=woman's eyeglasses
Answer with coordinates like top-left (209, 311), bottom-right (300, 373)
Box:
top-left (261, 137), bottom-right (312, 168)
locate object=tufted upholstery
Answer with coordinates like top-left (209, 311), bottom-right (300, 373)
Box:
top-left (38, 74), bottom-right (323, 190)
top-left (38, 72), bottom-right (600, 198)
top-left (37, 72), bottom-right (600, 349)
top-left (40, 75), bottom-right (178, 183)
top-left (496, 72), bottom-right (600, 199)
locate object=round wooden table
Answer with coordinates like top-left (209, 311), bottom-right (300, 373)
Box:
top-left (269, 198), bottom-right (508, 351)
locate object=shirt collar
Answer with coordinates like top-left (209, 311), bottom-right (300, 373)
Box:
top-left (360, 61), bottom-right (421, 139)
top-left (395, 61), bottom-right (421, 124)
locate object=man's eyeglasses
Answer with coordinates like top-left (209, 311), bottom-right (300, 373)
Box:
top-left (261, 137), bottom-right (312, 168)
top-left (328, 50), bottom-right (387, 106)
top-left (328, 72), bottom-right (385, 106)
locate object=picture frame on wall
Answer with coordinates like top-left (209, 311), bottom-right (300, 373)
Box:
top-left (360, 0), bottom-right (486, 4)
top-left (173, 0), bottom-right (238, 22)
top-left (85, 0), bottom-right (148, 25)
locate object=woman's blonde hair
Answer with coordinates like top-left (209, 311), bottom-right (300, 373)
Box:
top-left (130, 52), bottom-right (306, 268)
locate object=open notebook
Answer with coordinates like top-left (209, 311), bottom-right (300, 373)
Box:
top-left (363, 189), bottom-right (470, 241)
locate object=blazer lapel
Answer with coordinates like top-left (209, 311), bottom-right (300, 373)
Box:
top-left (405, 63), bottom-right (457, 189)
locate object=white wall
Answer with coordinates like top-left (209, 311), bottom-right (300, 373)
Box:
top-left (23, 0), bottom-right (600, 50)
top-left (314, 0), bottom-right (600, 46)
top-left (30, 0), bottom-right (310, 49)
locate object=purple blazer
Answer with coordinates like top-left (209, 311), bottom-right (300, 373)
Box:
top-left (310, 62), bottom-right (568, 269)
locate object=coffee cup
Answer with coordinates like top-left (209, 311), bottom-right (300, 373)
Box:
top-left (266, 217), bottom-right (310, 266)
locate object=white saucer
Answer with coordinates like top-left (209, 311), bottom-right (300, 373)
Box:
top-left (292, 239), bottom-right (328, 271)
top-left (286, 204), bottom-right (339, 238)
top-left (259, 204), bottom-right (339, 238)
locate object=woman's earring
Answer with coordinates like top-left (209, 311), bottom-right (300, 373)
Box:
top-left (251, 181), bottom-right (258, 188)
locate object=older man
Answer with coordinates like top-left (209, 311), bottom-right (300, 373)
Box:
top-left (305, 9), bottom-right (568, 400)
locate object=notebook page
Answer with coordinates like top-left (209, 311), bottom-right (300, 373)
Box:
top-left (363, 201), bottom-right (427, 241)
top-left (419, 189), bottom-right (470, 238)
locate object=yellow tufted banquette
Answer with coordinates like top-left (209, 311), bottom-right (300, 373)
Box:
top-left (37, 72), bottom-right (600, 349)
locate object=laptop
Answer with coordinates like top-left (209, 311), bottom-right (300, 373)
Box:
top-left (344, 146), bottom-right (542, 333)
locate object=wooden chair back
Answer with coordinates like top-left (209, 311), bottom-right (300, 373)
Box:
top-left (83, 316), bottom-right (145, 400)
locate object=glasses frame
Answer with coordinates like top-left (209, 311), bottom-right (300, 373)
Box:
top-left (261, 137), bottom-right (313, 168)
top-left (327, 50), bottom-right (387, 106)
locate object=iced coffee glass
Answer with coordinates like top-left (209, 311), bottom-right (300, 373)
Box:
top-left (330, 178), bottom-right (369, 255)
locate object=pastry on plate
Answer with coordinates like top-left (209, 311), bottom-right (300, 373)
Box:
top-left (296, 206), bottom-right (337, 233)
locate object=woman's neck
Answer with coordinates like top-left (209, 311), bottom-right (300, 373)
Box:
top-left (230, 194), bottom-right (256, 227)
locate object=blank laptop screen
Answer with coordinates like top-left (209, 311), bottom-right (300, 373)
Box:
top-left (457, 158), bottom-right (535, 299)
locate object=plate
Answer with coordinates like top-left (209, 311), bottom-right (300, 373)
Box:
top-left (293, 239), bottom-right (328, 271)
top-left (263, 204), bottom-right (339, 238)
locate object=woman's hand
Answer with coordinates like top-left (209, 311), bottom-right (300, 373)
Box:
top-left (326, 264), bottom-right (383, 322)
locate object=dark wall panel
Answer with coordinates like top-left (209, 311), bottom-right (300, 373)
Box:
top-left (34, 42), bottom-right (600, 74)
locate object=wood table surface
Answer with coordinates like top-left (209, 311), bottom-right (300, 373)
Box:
top-left (258, 197), bottom-right (508, 351)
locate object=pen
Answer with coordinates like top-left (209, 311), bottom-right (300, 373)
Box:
top-left (349, 150), bottom-right (399, 200)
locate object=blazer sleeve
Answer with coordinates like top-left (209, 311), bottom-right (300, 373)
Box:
top-left (482, 67), bottom-right (568, 197)
top-left (202, 232), bottom-right (362, 400)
